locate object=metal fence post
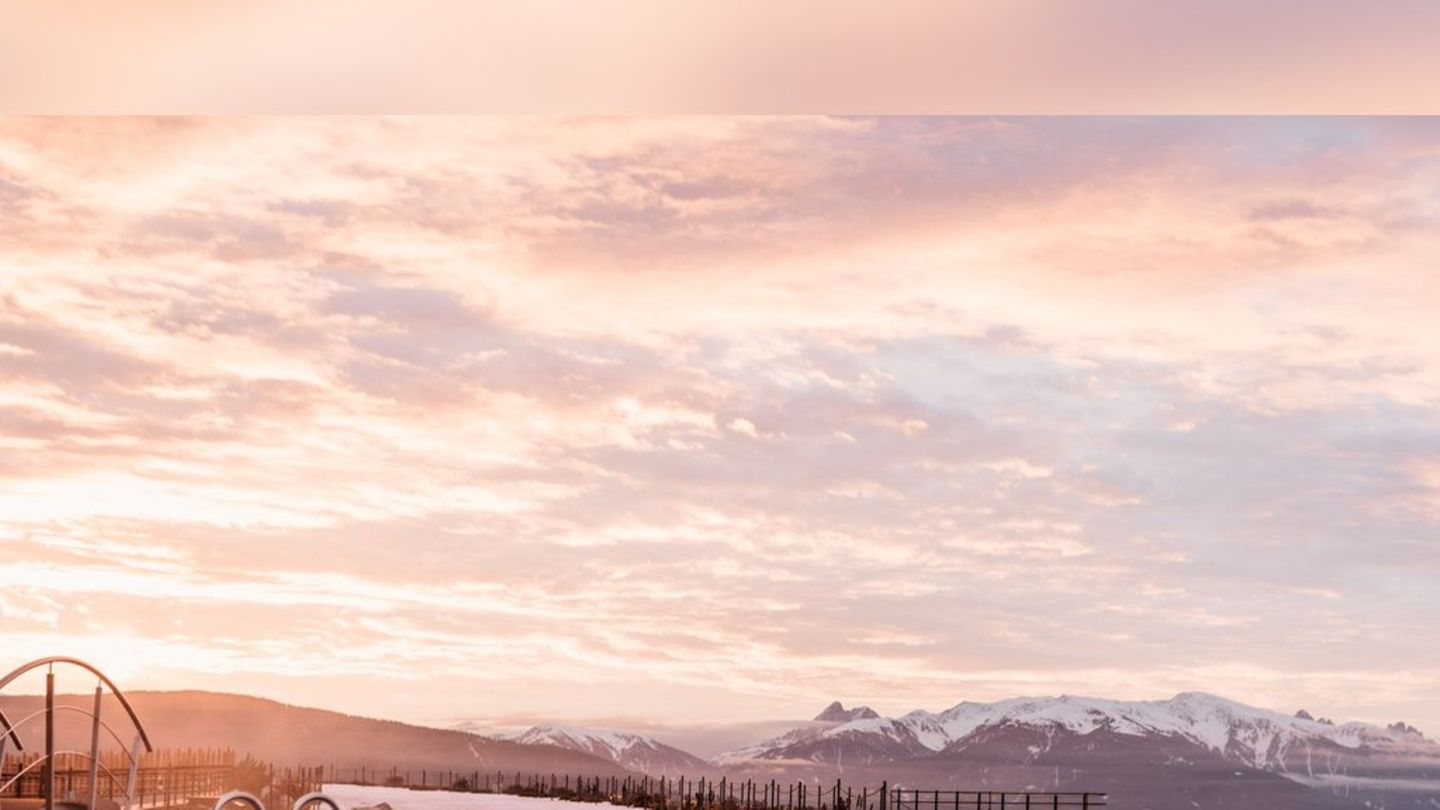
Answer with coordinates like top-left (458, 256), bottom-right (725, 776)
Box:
top-left (88, 685), bottom-right (103, 810)
top-left (45, 669), bottom-right (55, 810)
top-left (125, 735), bottom-right (142, 810)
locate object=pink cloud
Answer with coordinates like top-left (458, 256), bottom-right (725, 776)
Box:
top-left (1, 117), bottom-right (1438, 736)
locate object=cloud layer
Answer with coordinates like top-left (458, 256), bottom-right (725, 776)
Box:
top-left (1, 117), bottom-right (1438, 734)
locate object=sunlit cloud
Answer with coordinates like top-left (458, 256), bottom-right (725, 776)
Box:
top-left (0, 117), bottom-right (1437, 736)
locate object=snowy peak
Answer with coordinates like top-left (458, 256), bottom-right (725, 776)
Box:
top-left (514, 725), bottom-right (645, 756)
top-left (719, 715), bottom-right (933, 768)
top-left (729, 692), bottom-right (1437, 776)
top-left (512, 725), bottom-right (711, 776)
top-left (814, 701), bottom-right (881, 723)
top-left (925, 691), bottom-right (1404, 768)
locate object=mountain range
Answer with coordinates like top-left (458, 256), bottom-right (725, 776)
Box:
top-left (714, 693), bottom-right (1440, 809)
top-left (483, 694), bottom-right (1440, 809)
top-left (3, 689), bottom-right (1436, 810)
top-left (510, 725), bottom-right (716, 776)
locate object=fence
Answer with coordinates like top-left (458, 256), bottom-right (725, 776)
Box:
top-left (327, 769), bottom-right (1105, 810)
top-left (0, 749), bottom-right (322, 810)
top-left (891, 790), bottom-right (1105, 810)
top-left (3, 756), bottom-right (1106, 810)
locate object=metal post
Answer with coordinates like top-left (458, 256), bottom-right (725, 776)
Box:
top-left (88, 685), bottom-right (103, 810)
top-left (878, 782), bottom-right (887, 810)
top-left (125, 735), bottom-right (143, 810)
top-left (45, 670), bottom-right (56, 810)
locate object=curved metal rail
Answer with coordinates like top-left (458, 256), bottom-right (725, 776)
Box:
top-left (0, 750), bottom-right (130, 795)
top-left (0, 707), bottom-right (21, 750)
top-left (0, 707), bottom-right (141, 769)
top-left (206, 791), bottom-right (342, 810)
top-left (0, 658), bottom-right (153, 753)
top-left (291, 793), bottom-right (341, 810)
top-left (213, 791), bottom-right (266, 810)
top-left (2, 655), bottom-right (156, 810)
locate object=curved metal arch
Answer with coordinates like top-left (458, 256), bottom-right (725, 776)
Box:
top-left (0, 753), bottom-right (51, 793)
top-left (0, 657), bottom-right (153, 752)
top-left (292, 793), bottom-right (341, 810)
top-left (214, 791), bottom-right (266, 810)
top-left (0, 705), bottom-right (142, 767)
top-left (0, 749), bottom-right (130, 795)
top-left (0, 705), bottom-right (22, 749)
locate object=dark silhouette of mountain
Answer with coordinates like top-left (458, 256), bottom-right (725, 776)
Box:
top-left (0, 691), bottom-right (628, 779)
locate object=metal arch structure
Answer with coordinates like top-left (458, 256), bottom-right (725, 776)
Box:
top-left (214, 791), bottom-right (267, 810)
top-left (291, 792), bottom-right (342, 810)
top-left (212, 790), bottom-right (341, 810)
top-left (0, 657), bottom-right (155, 752)
top-left (1, 706), bottom-right (146, 771)
top-left (0, 707), bottom-right (21, 750)
top-left (0, 656), bottom-right (157, 810)
top-left (2, 750), bottom-right (132, 795)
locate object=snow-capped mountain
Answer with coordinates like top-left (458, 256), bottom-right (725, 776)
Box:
top-left (727, 692), bottom-right (1431, 772)
top-left (512, 725), bottom-right (714, 776)
top-left (716, 702), bottom-right (894, 766)
top-left (721, 693), bottom-right (1440, 809)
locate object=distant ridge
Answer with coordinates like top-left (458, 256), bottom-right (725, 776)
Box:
top-left (0, 690), bottom-right (629, 779)
top-left (512, 725), bottom-right (715, 776)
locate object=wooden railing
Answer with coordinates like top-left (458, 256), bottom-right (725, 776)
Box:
top-left (891, 789), bottom-right (1106, 810)
top-left (1, 750), bottom-right (322, 810)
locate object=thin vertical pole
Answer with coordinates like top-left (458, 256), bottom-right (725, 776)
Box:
top-left (124, 736), bottom-right (141, 810)
top-left (45, 670), bottom-right (56, 810)
top-left (88, 685), bottom-right (103, 810)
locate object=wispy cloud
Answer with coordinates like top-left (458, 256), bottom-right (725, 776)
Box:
top-left (0, 117), bottom-right (1437, 734)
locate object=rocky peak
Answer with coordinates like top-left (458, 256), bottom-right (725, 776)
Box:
top-left (815, 701), bottom-right (881, 722)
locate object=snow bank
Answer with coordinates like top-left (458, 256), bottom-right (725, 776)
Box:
top-left (321, 785), bottom-right (616, 810)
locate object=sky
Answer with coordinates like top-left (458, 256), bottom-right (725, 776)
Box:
top-left (5, 1), bottom-right (1440, 113)
top-left (0, 117), bottom-right (1438, 737)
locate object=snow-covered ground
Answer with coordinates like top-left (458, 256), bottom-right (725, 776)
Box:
top-left (321, 785), bottom-right (614, 810)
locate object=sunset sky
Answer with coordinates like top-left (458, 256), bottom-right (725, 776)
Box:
top-left (1, 117), bottom-right (1438, 735)
top-left (6, 0), bottom-right (1440, 113)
